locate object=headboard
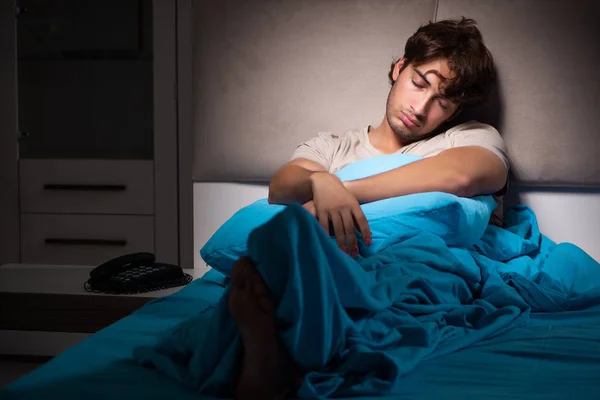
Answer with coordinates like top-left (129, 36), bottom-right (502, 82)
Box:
top-left (191, 0), bottom-right (600, 188)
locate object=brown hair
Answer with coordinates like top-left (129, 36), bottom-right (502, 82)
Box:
top-left (388, 17), bottom-right (495, 107)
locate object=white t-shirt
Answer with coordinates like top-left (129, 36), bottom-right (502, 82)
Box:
top-left (291, 120), bottom-right (509, 226)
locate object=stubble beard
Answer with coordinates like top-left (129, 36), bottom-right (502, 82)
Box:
top-left (385, 93), bottom-right (420, 143)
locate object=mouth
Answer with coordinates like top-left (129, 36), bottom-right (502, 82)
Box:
top-left (400, 112), bottom-right (420, 128)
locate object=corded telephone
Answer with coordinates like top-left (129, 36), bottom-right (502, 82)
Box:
top-left (84, 252), bottom-right (193, 295)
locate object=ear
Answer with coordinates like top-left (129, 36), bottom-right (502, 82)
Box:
top-left (391, 58), bottom-right (407, 83)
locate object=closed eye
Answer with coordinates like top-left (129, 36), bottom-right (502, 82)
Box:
top-left (412, 77), bottom-right (451, 110)
top-left (412, 80), bottom-right (425, 89)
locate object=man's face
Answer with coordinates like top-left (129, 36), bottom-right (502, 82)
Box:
top-left (385, 57), bottom-right (460, 142)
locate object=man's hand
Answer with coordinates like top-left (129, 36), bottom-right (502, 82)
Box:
top-left (307, 172), bottom-right (372, 256)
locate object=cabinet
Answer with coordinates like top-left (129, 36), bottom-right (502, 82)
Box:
top-left (0, 0), bottom-right (191, 357)
top-left (1, 0), bottom-right (181, 267)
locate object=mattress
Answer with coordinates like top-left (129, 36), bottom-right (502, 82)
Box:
top-left (2, 267), bottom-right (600, 400)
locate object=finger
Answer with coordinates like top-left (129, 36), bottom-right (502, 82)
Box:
top-left (341, 208), bottom-right (358, 256)
top-left (318, 212), bottom-right (330, 236)
top-left (352, 205), bottom-right (372, 246)
top-left (303, 202), bottom-right (317, 217)
top-left (330, 213), bottom-right (348, 253)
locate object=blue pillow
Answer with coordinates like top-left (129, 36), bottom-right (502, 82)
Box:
top-left (200, 154), bottom-right (497, 275)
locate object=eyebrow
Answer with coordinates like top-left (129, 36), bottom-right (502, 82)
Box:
top-left (412, 67), bottom-right (449, 83)
top-left (412, 67), bottom-right (450, 99)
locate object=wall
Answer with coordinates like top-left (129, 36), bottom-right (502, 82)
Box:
top-left (506, 188), bottom-right (600, 258)
top-left (193, 183), bottom-right (268, 275)
top-left (193, 183), bottom-right (600, 276)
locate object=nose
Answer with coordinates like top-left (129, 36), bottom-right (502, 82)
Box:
top-left (411, 96), bottom-right (429, 120)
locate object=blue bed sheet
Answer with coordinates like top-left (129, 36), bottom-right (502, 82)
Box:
top-left (3, 205), bottom-right (600, 400)
top-left (3, 279), bottom-right (600, 399)
top-left (135, 204), bottom-right (600, 399)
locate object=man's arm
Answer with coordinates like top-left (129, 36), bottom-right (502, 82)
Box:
top-left (269, 158), bottom-right (371, 255)
top-left (268, 158), bottom-right (327, 205)
top-left (344, 146), bottom-right (507, 204)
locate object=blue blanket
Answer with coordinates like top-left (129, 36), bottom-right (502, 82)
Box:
top-left (134, 204), bottom-right (600, 398)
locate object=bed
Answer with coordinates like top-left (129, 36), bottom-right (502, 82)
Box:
top-left (3, 266), bottom-right (600, 400)
top-left (3, 0), bottom-right (600, 399)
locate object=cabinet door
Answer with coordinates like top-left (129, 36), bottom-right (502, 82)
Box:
top-left (18, 59), bottom-right (154, 159)
top-left (16, 0), bottom-right (154, 160)
top-left (17, 0), bottom-right (142, 58)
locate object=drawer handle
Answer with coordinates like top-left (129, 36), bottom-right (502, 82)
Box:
top-left (60, 50), bottom-right (145, 59)
top-left (43, 184), bottom-right (126, 192)
top-left (45, 238), bottom-right (128, 247)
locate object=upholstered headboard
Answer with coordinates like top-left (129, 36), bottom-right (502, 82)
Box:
top-left (191, 0), bottom-right (600, 187)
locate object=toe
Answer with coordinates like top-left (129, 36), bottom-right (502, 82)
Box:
top-left (230, 257), bottom-right (276, 320)
top-left (252, 277), bottom-right (268, 296)
top-left (232, 257), bottom-right (254, 287)
top-left (249, 271), bottom-right (275, 313)
top-left (231, 259), bottom-right (243, 284)
top-left (258, 296), bottom-right (275, 313)
top-left (249, 269), bottom-right (270, 298)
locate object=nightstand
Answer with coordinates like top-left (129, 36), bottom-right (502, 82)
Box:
top-left (0, 263), bottom-right (200, 357)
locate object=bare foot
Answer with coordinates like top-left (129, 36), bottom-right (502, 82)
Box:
top-left (228, 257), bottom-right (299, 399)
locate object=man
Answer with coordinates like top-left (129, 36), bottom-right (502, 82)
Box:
top-left (229, 17), bottom-right (509, 399)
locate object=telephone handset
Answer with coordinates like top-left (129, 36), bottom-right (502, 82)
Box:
top-left (84, 252), bottom-right (193, 295)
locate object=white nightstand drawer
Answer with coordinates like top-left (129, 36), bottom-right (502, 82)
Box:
top-left (19, 160), bottom-right (154, 215)
top-left (21, 214), bottom-right (155, 266)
